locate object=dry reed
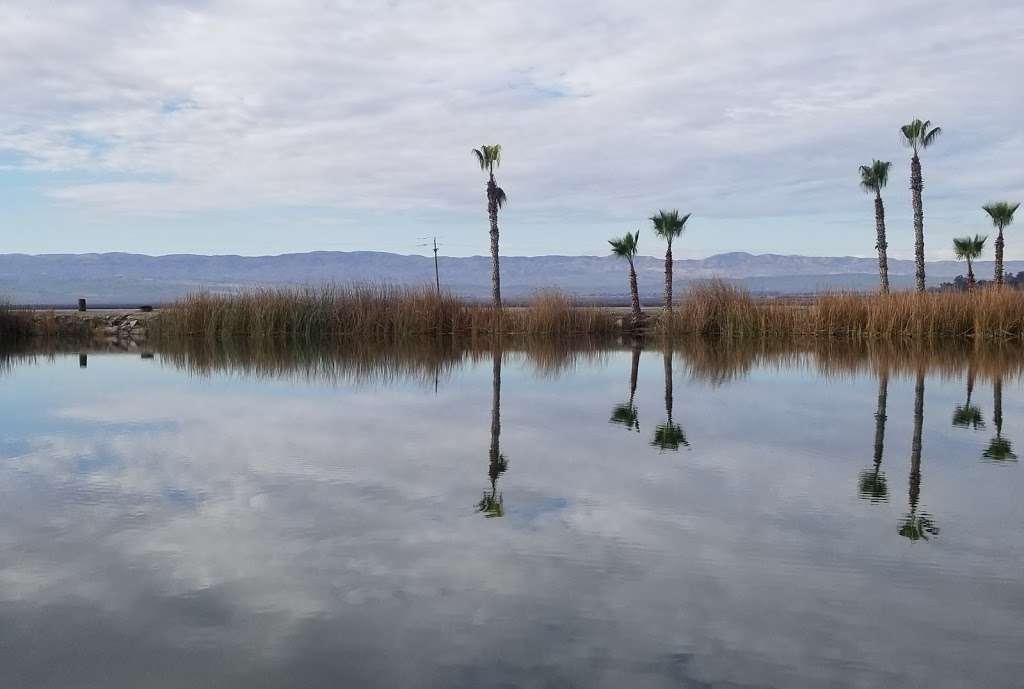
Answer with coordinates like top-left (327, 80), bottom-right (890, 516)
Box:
top-left (153, 285), bottom-right (621, 341)
top-left (0, 301), bottom-right (33, 342)
top-left (668, 280), bottom-right (1024, 339)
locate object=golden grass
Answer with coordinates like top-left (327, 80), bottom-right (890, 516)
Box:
top-left (153, 281), bottom-right (1024, 343)
top-left (153, 285), bottom-right (620, 341)
top-left (668, 281), bottom-right (1024, 339)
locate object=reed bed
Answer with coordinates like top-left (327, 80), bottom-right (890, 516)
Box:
top-left (154, 281), bottom-right (1024, 343)
top-left (0, 301), bottom-right (33, 342)
top-left (668, 281), bottom-right (1024, 339)
top-left (153, 285), bottom-right (620, 341)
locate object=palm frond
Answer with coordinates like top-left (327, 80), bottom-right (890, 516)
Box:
top-left (494, 186), bottom-right (507, 209)
top-left (859, 164), bottom-right (878, 194)
top-left (983, 201), bottom-right (1020, 227)
top-left (474, 144), bottom-right (502, 173)
top-left (650, 209), bottom-right (691, 240)
top-left (952, 233), bottom-right (987, 261)
top-left (901, 118), bottom-right (940, 153)
top-left (608, 230), bottom-right (639, 259)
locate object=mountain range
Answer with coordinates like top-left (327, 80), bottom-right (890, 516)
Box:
top-left (1, 251), bottom-right (1017, 306)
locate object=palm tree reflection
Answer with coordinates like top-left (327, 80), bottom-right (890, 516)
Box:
top-left (651, 349), bottom-right (687, 451)
top-left (610, 342), bottom-right (642, 432)
top-left (899, 370), bottom-right (939, 541)
top-left (477, 349), bottom-right (508, 517)
top-left (952, 365), bottom-right (985, 430)
top-left (983, 375), bottom-right (1017, 462)
top-left (859, 371), bottom-right (889, 502)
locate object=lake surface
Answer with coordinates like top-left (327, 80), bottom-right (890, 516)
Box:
top-left (1, 342), bottom-right (1022, 688)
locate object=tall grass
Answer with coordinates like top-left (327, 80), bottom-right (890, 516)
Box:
top-left (669, 281), bottom-right (1024, 339)
top-left (153, 285), bottom-right (621, 341)
top-left (0, 301), bottom-right (33, 342)
top-left (153, 281), bottom-right (1024, 343)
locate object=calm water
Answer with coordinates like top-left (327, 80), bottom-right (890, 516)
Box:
top-left (1, 343), bottom-right (1022, 688)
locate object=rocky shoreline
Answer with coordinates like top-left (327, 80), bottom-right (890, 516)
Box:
top-left (30, 310), bottom-right (155, 347)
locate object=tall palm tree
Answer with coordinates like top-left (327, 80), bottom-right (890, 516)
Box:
top-left (982, 202), bottom-right (1020, 287)
top-left (952, 364), bottom-right (985, 429)
top-left (473, 145), bottom-right (507, 309)
top-left (984, 375), bottom-right (1017, 462)
top-left (952, 234), bottom-right (987, 289)
top-left (859, 371), bottom-right (889, 502)
top-left (478, 349), bottom-right (508, 517)
top-left (609, 230), bottom-right (643, 328)
top-left (651, 349), bottom-right (687, 451)
top-left (899, 370), bottom-right (939, 541)
top-left (610, 342), bottom-right (642, 431)
top-left (900, 119), bottom-right (942, 292)
top-left (650, 210), bottom-right (691, 315)
top-left (859, 160), bottom-right (893, 293)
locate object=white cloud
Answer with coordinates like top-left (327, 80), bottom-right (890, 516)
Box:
top-left (0, 1), bottom-right (1022, 256)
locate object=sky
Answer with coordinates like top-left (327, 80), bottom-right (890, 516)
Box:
top-left (1, 0), bottom-right (1022, 260)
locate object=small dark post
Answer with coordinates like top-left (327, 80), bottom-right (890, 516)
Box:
top-left (79, 353), bottom-right (88, 368)
top-left (78, 298), bottom-right (87, 312)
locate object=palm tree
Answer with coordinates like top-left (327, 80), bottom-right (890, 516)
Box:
top-left (984, 375), bottom-right (1017, 462)
top-left (859, 160), bottom-right (893, 293)
top-left (900, 119), bottom-right (942, 292)
top-left (650, 210), bottom-right (691, 315)
top-left (609, 230), bottom-right (643, 328)
top-left (982, 202), bottom-right (1020, 287)
top-left (473, 145), bottom-right (507, 309)
top-left (478, 349), bottom-right (508, 517)
top-left (952, 365), bottom-right (985, 429)
top-left (859, 371), bottom-right (889, 502)
top-left (610, 342), bottom-right (642, 431)
top-left (899, 370), bottom-right (939, 541)
top-left (952, 234), bottom-right (987, 289)
top-left (651, 349), bottom-right (687, 451)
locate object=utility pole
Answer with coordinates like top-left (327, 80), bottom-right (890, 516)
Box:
top-left (418, 236), bottom-right (442, 295)
top-left (432, 237), bottom-right (440, 295)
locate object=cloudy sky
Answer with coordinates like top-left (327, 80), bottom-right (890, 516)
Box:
top-left (1, 1), bottom-right (1022, 259)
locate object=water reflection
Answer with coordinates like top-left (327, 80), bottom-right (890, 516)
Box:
top-left (609, 342), bottom-right (641, 432)
top-left (0, 337), bottom-right (1022, 688)
top-left (984, 375), bottom-right (1017, 462)
top-left (952, 365), bottom-right (985, 429)
top-left (651, 348), bottom-right (687, 451)
top-left (899, 370), bottom-right (940, 541)
top-left (478, 349), bottom-right (508, 517)
top-left (858, 371), bottom-right (889, 502)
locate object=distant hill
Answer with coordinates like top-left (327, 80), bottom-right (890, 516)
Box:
top-left (0, 251), bottom-right (1018, 306)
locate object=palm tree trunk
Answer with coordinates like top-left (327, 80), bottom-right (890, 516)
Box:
top-left (913, 154), bottom-right (929, 290)
top-left (487, 174), bottom-right (502, 309)
top-left (663, 349), bottom-right (673, 424)
top-left (663, 241), bottom-right (673, 314)
top-left (490, 348), bottom-right (501, 463)
top-left (873, 372), bottom-right (888, 469)
top-left (910, 370), bottom-right (924, 511)
top-left (874, 192), bottom-right (889, 294)
top-left (967, 256), bottom-right (975, 288)
top-left (993, 375), bottom-right (1003, 438)
top-left (994, 226), bottom-right (1005, 287)
top-left (628, 258), bottom-right (642, 326)
top-left (629, 343), bottom-right (640, 405)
